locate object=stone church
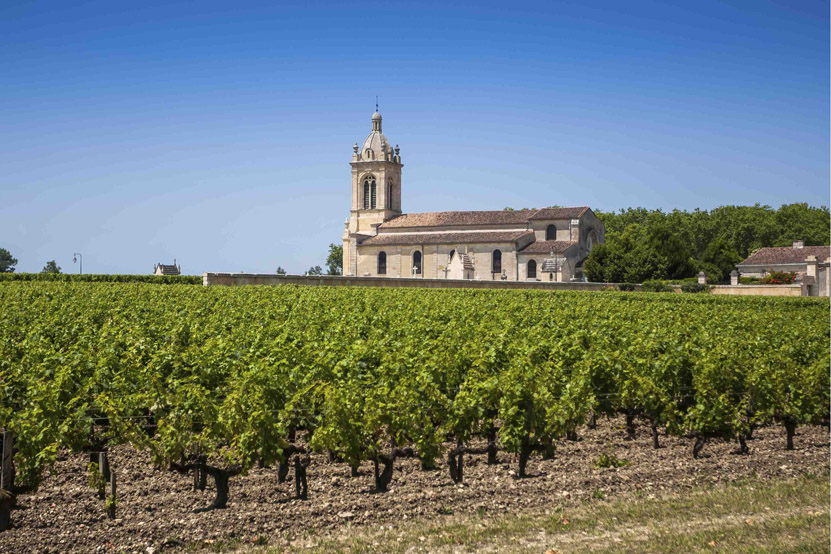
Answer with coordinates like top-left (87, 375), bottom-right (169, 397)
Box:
top-left (342, 111), bottom-right (605, 281)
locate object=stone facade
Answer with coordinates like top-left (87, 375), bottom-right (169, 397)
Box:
top-left (342, 112), bottom-right (604, 281)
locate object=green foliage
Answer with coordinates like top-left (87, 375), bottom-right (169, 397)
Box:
top-left (762, 271), bottom-right (797, 285)
top-left (276, 267), bottom-right (287, 275)
top-left (680, 282), bottom-right (709, 293)
top-left (585, 204), bottom-right (830, 283)
top-left (618, 283), bottom-right (637, 291)
top-left (642, 280), bottom-right (673, 293)
top-left (326, 244), bottom-right (343, 276)
top-left (0, 248), bottom-right (17, 273)
top-left (0, 282), bottom-right (827, 493)
top-left (0, 273), bottom-right (201, 284)
top-left (305, 266), bottom-right (323, 276)
top-left (739, 276), bottom-right (763, 284)
top-left (40, 261), bottom-right (61, 274)
top-left (594, 452), bottom-right (628, 469)
top-left (87, 462), bottom-right (104, 490)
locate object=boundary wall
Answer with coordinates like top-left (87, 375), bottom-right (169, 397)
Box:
top-left (202, 273), bottom-right (639, 292)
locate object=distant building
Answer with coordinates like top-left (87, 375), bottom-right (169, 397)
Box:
top-left (341, 111), bottom-right (604, 281)
top-left (153, 260), bottom-right (181, 276)
top-left (738, 241), bottom-right (830, 296)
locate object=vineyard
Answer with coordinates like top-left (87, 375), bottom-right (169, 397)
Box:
top-left (0, 282), bottom-right (828, 550)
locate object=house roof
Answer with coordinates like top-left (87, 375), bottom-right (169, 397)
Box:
top-left (359, 230), bottom-right (534, 247)
top-left (155, 264), bottom-right (180, 275)
top-left (738, 246), bottom-right (830, 266)
top-left (379, 207), bottom-right (591, 229)
top-left (519, 240), bottom-right (578, 255)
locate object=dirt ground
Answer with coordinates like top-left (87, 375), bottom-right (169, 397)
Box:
top-left (4, 417), bottom-right (828, 553)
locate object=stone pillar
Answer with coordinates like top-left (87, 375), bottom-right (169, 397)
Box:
top-left (697, 271), bottom-right (706, 285)
top-left (806, 256), bottom-right (818, 278)
top-left (730, 270), bottom-right (739, 286)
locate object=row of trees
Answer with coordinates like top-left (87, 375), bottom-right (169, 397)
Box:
top-left (0, 248), bottom-right (62, 274)
top-left (584, 203), bottom-right (830, 283)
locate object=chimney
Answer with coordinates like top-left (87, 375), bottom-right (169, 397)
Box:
top-left (793, 240), bottom-right (804, 249)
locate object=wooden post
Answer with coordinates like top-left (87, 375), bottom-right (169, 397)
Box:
top-left (1, 430), bottom-right (13, 491)
top-left (107, 472), bottom-right (116, 519)
top-left (192, 445), bottom-right (199, 491)
top-left (98, 452), bottom-right (110, 499)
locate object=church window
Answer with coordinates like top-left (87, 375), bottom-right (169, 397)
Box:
top-left (362, 176), bottom-right (376, 209)
top-left (371, 180), bottom-right (377, 208)
top-left (378, 251), bottom-right (387, 274)
top-left (363, 182), bottom-right (370, 209)
top-left (546, 225), bottom-right (557, 241)
top-left (492, 249), bottom-right (502, 274)
top-left (528, 259), bottom-right (537, 279)
top-left (448, 249), bottom-right (455, 262)
top-left (413, 251), bottom-right (422, 275)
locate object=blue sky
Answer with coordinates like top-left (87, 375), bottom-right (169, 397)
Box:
top-left (1, 0), bottom-right (827, 274)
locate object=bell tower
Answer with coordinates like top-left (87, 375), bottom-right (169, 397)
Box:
top-left (342, 109), bottom-right (403, 275)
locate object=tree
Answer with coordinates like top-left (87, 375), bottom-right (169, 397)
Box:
top-left (326, 244), bottom-right (343, 275)
top-left (0, 248), bottom-right (17, 273)
top-left (41, 260), bottom-right (61, 274)
top-left (276, 267), bottom-right (287, 275)
top-left (305, 266), bottom-right (323, 276)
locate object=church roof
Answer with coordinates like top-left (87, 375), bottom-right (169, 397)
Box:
top-left (359, 230), bottom-right (534, 246)
top-left (739, 245), bottom-right (830, 266)
top-left (380, 207), bottom-right (590, 229)
top-left (518, 240), bottom-right (578, 254)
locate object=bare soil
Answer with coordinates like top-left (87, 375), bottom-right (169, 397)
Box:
top-left (4, 417), bottom-right (828, 553)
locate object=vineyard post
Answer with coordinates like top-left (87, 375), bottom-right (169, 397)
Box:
top-left (1, 430), bottom-right (13, 491)
top-left (107, 472), bottom-right (116, 519)
top-left (98, 452), bottom-right (110, 500)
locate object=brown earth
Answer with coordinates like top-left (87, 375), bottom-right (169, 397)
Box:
top-left (3, 417), bottom-right (828, 553)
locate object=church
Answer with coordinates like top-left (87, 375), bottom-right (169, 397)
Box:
top-left (342, 111), bottom-right (605, 282)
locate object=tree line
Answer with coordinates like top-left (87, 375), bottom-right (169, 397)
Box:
top-left (584, 203), bottom-right (830, 283)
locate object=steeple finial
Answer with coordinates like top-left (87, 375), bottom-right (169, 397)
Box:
top-left (376, 96), bottom-right (379, 112)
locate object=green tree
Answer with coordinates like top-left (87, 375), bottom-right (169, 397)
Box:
top-left (0, 248), bottom-right (17, 273)
top-left (305, 265), bottom-right (323, 276)
top-left (326, 244), bottom-right (343, 275)
top-left (41, 260), bottom-right (61, 274)
top-left (276, 267), bottom-right (287, 275)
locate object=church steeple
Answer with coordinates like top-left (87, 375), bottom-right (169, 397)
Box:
top-left (343, 109), bottom-right (404, 275)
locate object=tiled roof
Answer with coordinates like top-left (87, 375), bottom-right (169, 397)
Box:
top-left (739, 246), bottom-right (830, 266)
top-left (528, 207), bottom-right (590, 220)
top-left (359, 230), bottom-right (534, 246)
top-left (519, 240), bottom-right (578, 254)
top-left (156, 264), bottom-right (180, 275)
top-left (379, 207), bottom-right (590, 229)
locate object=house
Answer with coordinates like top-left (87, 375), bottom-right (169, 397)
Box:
top-left (737, 241), bottom-right (830, 296)
top-left (153, 260), bottom-right (181, 276)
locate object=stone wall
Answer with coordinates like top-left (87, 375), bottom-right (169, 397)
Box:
top-left (202, 273), bottom-right (636, 291)
top-left (710, 284), bottom-right (804, 297)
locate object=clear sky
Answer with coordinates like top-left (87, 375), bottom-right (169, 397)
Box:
top-left (1, 1), bottom-right (828, 274)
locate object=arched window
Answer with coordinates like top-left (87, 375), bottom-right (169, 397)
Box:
top-left (528, 259), bottom-right (537, 279)
top-left (546, 224), bottom-right (557, 241)
top-left (362, 176), bottom-right (376, 209)
top-left (377, 251), bottom-right (387, 275)
top-left (587, 231), bottom-right (596, 252)
top-left (413, 251), bottom-right (422, 275)
top-left (448, 249), bottom-right (456, 262)
top-left (492, 249), bottom-right (502, 274)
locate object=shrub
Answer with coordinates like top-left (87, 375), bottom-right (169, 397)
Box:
top-left (618, 283), bottom-right (637, 292)
top-left (739, 276), bottom-right (763, 284)
top-left (761, 271), bottom-right (797, 285)
top-left (642, 280), bottom-right (673, 293)
top-left (681, 282), bottom-right (709, 293)
top-left (0, 273), bottom-right (201, 285)
top-left (594, 452), bottom-right (628, 469)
